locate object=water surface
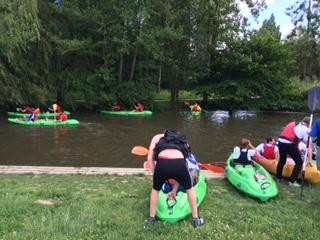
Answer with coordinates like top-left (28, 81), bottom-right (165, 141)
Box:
top-left (0, 111), bottom-right (309, 167)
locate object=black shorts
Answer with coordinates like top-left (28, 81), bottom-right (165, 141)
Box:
top-left (153, 158), bottom-right (192, 191)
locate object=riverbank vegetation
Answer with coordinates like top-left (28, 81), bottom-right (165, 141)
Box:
top-left (0, 174), bottom-right (319, 239)
top-left (1, 1), bottom-right (320, 111)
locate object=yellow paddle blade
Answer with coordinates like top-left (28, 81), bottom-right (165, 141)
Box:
top-left (131, 146), bottom-right (149, 156)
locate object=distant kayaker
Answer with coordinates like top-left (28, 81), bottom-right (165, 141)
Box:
top-left (111, 102), bottom-right (121, 112)
top-left (276, 117), bottom-right (310, 187)
top-left (233, 138), bottom-right (256, 165)
top-left (190, 103), bottom-right (201, 112)
top-left (20, 106), bottom-right (33, 114)
top-left (27, 108), bottom-right (40, 122)
top-left (49, 103), bottom-right (62, 114)
top-left (58, 112), bottom-right (68, 122)
top-left (256, 137), bottom-right (279, 161)
top-left (146, 130), bottom-right (204, 228)
top-left (134, 103), bottom-right (144, 112)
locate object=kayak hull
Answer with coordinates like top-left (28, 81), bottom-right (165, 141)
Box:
top-left (226, 154), bottom-right (278, 202)
top-left (8, 118), bottom-right (80, 126)
top-left (254, 155), bottom-right (320, 184)
top-left (7, 111), bottom-right (71, 119)
top-left (191, 111), bottom-right (201, 116)
top-left (156, 171), bottom-right (207, 224)
top-left (100, 110), bottom-right (153, 117)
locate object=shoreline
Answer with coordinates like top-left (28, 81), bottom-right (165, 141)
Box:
top-left (0, 165), bottom-right (225, 179)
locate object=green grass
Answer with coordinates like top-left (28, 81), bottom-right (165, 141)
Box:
top-left (0, 174), bottom-right (319, 240)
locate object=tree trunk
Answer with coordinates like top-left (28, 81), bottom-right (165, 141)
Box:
top-left (170, 70), bottom-right (179, 104)
top-left (129, 44), bottom-right (138, 81)
top-left (118, 52), bottom-right (123, 83)
top-left (158, 64), bottom-right (162, 92)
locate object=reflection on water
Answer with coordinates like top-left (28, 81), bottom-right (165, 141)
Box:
top-left (0, 111), bottom-right (309, 167)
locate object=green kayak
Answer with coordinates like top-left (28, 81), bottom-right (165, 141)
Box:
top-left (156, 171), bottom-right (207, 224)
top-left (225, 154), bottom-right (278, 202)
top-left (100, 110), bottom-right (153, 117)
top-left (191, 111), bottom-right (201, 116)
top-left (7, 111), bottom-right (71, 119)
top-left (8, 118), bottom-right (80, 126)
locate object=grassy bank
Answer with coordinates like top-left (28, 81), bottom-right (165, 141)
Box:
top-left (0, 174), bottom-right (319, 240)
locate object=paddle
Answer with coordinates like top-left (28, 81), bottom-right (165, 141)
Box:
top-left (301, 86), bottom-right (320, 198)
top-left (131, 145), bottom-right (225, 174)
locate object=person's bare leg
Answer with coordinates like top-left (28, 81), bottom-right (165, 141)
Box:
top-left (186, 187), bottom-right (198, 218)
top-left (150, 188), bottom-right (159, 217)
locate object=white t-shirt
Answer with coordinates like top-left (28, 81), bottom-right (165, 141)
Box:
top-left (256, 143), bottom-right (279, 155)
top-left (233, 146), bottom-right (256, 161)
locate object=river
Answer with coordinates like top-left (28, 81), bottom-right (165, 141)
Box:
top-left (0, 110), bottom-right (310, 167)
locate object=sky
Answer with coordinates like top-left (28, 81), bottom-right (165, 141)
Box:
top-left (237, 0), bottom-right (298, 38)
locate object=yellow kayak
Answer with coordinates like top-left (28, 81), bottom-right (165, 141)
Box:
top-left (253, 155), bottom-right (320, 184)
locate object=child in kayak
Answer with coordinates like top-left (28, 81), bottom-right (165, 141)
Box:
top-left (27, 108), bottom-right (40, 122)
top-left (256, 137), bottom-right (279, 161)
top-left (134, 103), bottom-right (144, 112)
top-left (190, 103), bottom-right (201, 112)
top-left (233, 138), bottom-right (256, 165)
top-left (111, 102), bottom-right (121, 112)
top-left (58, 112), bottom-right (68, 121)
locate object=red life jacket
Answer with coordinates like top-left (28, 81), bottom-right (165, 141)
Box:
top-left (279, 121), bottom-right (297, 143)
top-left (263, 144), bottom-right (275, 159)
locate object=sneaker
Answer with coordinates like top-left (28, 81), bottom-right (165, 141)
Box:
top-left (192, 217), bottom-right (204, 228)
top-left (289, 181), bottom-right (301, 187)
top-left (146, 217), bottom-right (157, 225)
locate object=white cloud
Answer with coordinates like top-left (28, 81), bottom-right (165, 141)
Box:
top-left (265, 0), bottom-right (275, 7)
top-left (236, 0), bottom-right (250, 17)
top-left (281, 23), bottom-right (295, 39)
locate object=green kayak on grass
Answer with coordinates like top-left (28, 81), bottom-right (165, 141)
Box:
top-left (225, 154), bottom-right (278, 202)
top-left (100, 110), bottom-right (153, 117)
top-left (156, 171), bottom-right (207, 224)
top-left (8, 118), bottom-right (80, 126)
top-left (7, 111), bottom-right (71, 119)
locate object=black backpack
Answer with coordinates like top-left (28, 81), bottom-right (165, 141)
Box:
top-left (153, 130), bottom-right (191, 160)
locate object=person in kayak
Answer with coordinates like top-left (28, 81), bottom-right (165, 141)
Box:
top-left (58, 112), bottom-right (68, 121)
top-left (256, 137), bottom-right (279, 161)
top-left (27, 108), bottom-right (40, 122)
top-left (111, 102), bottom-right (121, 112)
top-left (190, 103), bottom-right (201, 112)
top-left (233, 138), bottom-right (256, 165)
top-left (134, 103), bottom-right (145, 112)
top-left (20, 106), bottom-right (33, 114)
top-left (276, 116), bottom-right (310, 187)
top-left (49, 103), bottom-right (62, 114)
top-left (146, 130), bottom-right (204, 228)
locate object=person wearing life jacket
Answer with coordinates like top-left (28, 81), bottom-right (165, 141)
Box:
top-left (256, 137), bottom-right (279, 161)
top-left (27, 108), bottom-right (40, 122)
top-left (276, 117), bottom-right (310, 187)
top-left (21, 106), bottom-right (33, 114)
top-left (309, 118), bottom-right (320, 170)
top-left (112, 102), bottom-right (121, 112)
top-left (58, 112), bottom-right (68, 122)
top-left (49, 103), bottom-right (62, 114)
top-left (190, 103), bottom-right (201, 112)
top-left (134, 103), bottom-right (144, 112)
top-left (233, 138), bottom-right (256, 165)
top-left (146, 130), bottom-right (204, 228)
